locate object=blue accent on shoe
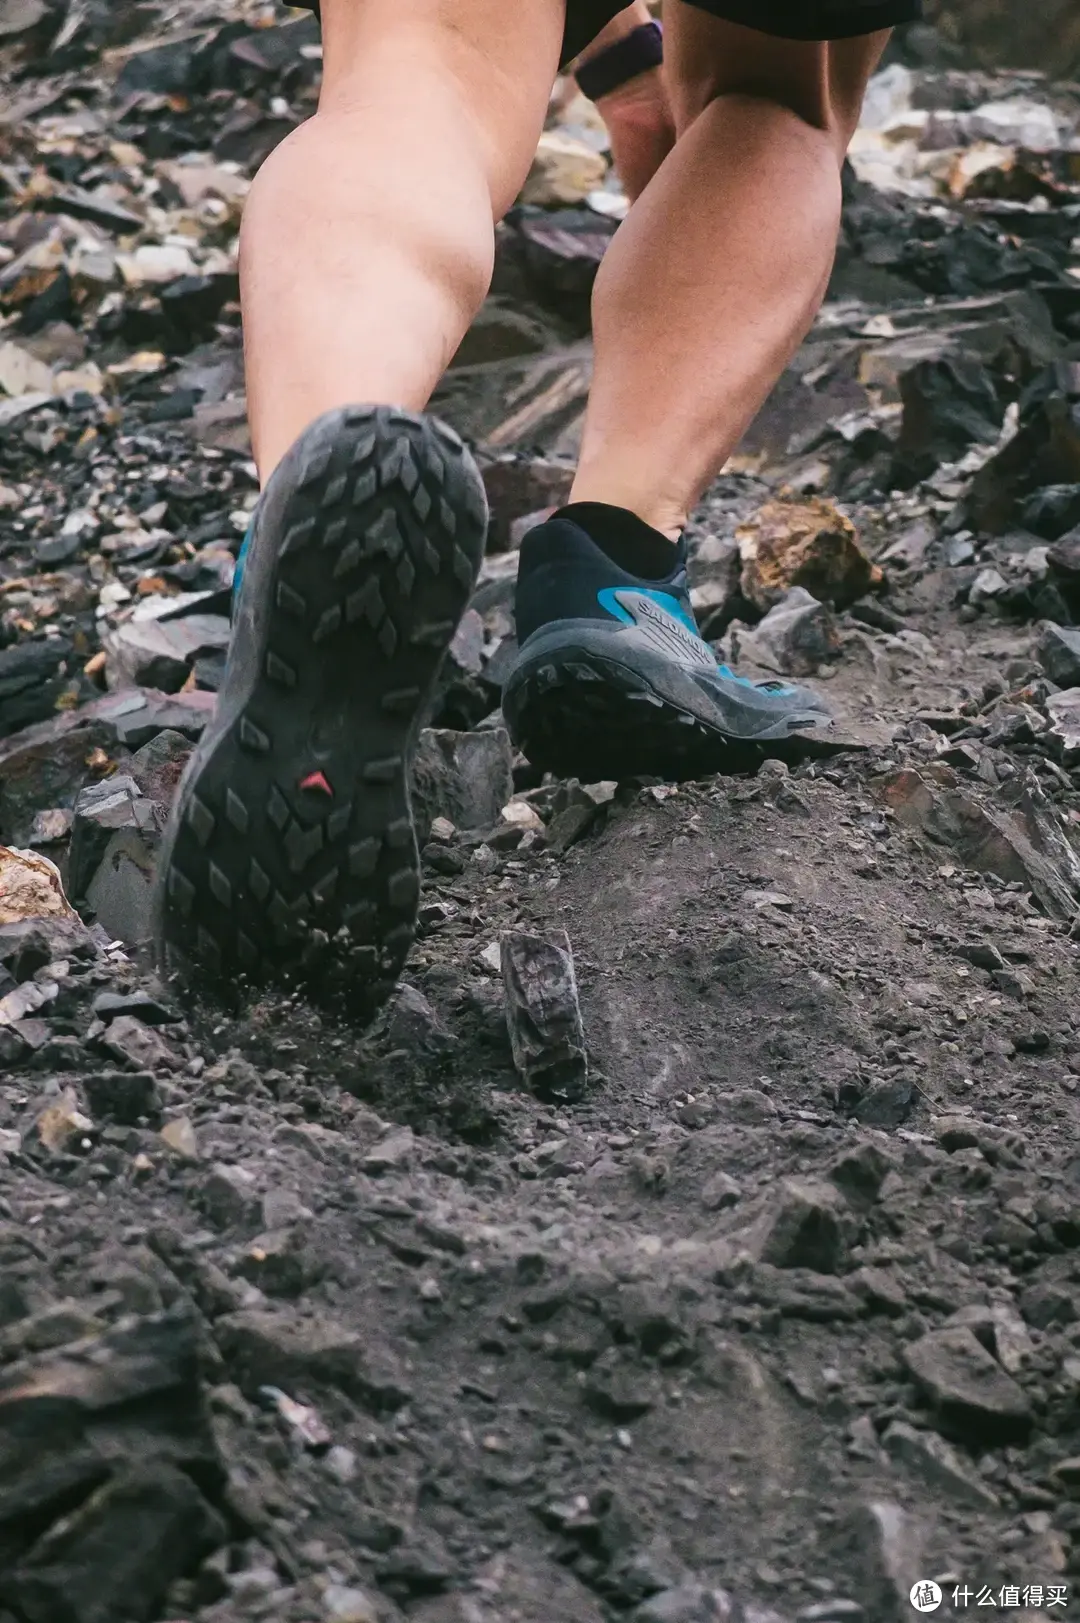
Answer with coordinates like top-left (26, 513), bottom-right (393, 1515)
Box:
top-left (598, 587), bottom-right (798, 698)
top-left (716, 662), bottom-right (797, 698)
top-left (504, 508), bottom-right (832, 771)
top-left (233, 517), bottom-right (255, 605)
top-left (597, 585), bottom-right (698, 638)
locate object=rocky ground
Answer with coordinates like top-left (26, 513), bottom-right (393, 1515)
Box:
top-left (4, 5), bottom-right (1080, 1623)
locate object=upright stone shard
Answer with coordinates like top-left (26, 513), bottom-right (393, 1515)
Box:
top-left (501, 928), bottom-right (588, 1102)
top-left (68, 777), bottom-right (163, 945)
top-left (412, 727), bottom-right (514, 840)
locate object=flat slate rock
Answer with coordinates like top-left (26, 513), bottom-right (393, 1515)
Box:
top-left (903, 1326), bottom-right (1032, 1443)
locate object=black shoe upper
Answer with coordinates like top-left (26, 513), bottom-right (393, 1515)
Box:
top-left (515, 513), bottom-right (696, 647)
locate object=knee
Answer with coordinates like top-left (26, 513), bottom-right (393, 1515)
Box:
top-left (671, 69), bottom-right (846, 154)
top-left (669, 34), bottom-right (887, 157)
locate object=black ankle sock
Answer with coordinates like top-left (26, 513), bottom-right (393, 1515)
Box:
top-left (555, 502), bottom-right (680, 583)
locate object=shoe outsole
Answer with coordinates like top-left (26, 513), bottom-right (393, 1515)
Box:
top-left (503, 647), bottom-right (827, 780)
top-left (154, 405), bottom-right (487, 1014)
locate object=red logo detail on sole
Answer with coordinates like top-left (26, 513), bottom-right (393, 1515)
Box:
top-left (299, 770), bottom-right (333, 796)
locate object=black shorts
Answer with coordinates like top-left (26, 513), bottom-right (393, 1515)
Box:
top-left (563, 0), bottom-right (921, 61)
top-left (295, 1), bottom-right (923, 68)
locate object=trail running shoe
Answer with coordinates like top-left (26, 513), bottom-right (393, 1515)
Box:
top-left (502, 503), bottom-right (831, 779)
top-left (155, 405), bottom-right (487, 1013)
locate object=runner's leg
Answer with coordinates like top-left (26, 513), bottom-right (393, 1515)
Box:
top-left (157, 0), bottom-right (565, 998)
top-left (570, 6), bottom-right (889, 536)
top-left (573, 2), bottom-right (676, 202)
top-left (239, 0), bottom-right (565, 480)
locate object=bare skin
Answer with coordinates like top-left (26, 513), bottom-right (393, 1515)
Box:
top-left (240, 0), bottom-right (887, 542)
top-left (240, 0), bottom-right (565, 478)
top-left (572, 2), bottom-right (676, 204)
top-left (571, 7), bottom-right (890, 535)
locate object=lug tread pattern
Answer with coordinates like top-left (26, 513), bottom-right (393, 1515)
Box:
top-left (225, 788), bottom-right (249, 833)
top-left (277, 580), bottom-right (307, 617)
top-left (239, 718), bottom-right (270, 754)
top-left (168, 868), bottom-right (195, 916)
top-left (157, 404), bottom-right (487, 1017)
top-left (187, 796), bottom-right (215, 846)
top-left (334, 538), bottom-right (363, 577)
top-left (207, 863), bottom-right (232, 907)
top-left (381, 686), bottom-right (420, 715)
top-left (266, 652), bottom-right (297, 688)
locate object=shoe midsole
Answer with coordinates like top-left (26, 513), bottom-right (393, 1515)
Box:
top-left (505, 621), bottom-right (830, 742)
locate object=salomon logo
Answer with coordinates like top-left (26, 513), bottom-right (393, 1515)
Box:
top-left (611, 590), bottom-right (715, 670)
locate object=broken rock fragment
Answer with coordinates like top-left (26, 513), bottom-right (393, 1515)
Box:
top-left (198, 1162), bottom-right (262, 1233)
top-left (1037, 622), bottom-right (1080, 687)
top-left (0, 0), bottom-right (52, 40)
top-left (546, 779), bottom-right (616, 853)
top-left (82, 1069), bottom-right (161, 1127)
top-left (0, 845), bottom-right (77, 924)
top-left (838, 1501), bottom-right (925, 1623)
top-left (882, 1420), bottom-right (999, 1508)
top-left (966, 362), bottom-right (1080, 534)
top-left (903, 1325), bottom-right (1032, 1444)
top-left (852, 1074), bottom-right (915, 1129)
top-left (895, 350), bottom-right (1003, 478)
top-left (0, 1306), bottom-right (225, 1615)
top-left (877, 765), bottom-right (1080, 919)
top-left (99, 1012), bottom-right (179, 1074)
top-left (501, 928), bottom-right (588, 1102)
top-left (0, 915), bottom-right (93, 981)
top-left (35, 1088), bottom-right (94, 1155)
top-left (126, 729), bottom-right (195, 810)
top-left (214, 1308), bottom-right (411, 1414)
top-left (521, 129), bottom-right (608, 207)
top-left (480, 452), bottom-right (574, 550)
top-left (103, 613), bottom-right (230, 693)
top-left (0, 693), bottom-right (205, 848)
top-left (828, 1141), bottom-right (895, 1206)
top-left (1023, 484), bottom-right (1080, 542)
top-left (505, 206), bottom-right (617, 318)
top-left (68, 776), bottom-right (163, 944)
top-left (0, 637), bottom-right (79, 740)
top-left (688, 533), bottom-right (742, 638)
top-left (735, 587), bottom-right (839, 678)
top-left (748, 1178), bottom-right (854, 1275)
top-left (160, 1117), bottom-right (199, 1162)
top-left (91, 989), bottom-right (178, 1027)
top-left (1045, 689), bottom-right (1080, 766)
top-left (736, 497), bottom-right (881, 613)
top-left (321, 1584), bottom-right (384, 1622)
top-left (10, 1464), bottom-right (225, 1623)
top-left (412, 727), bottom-right (514, 840)
top-left (636, 1585), bottom-right (791, 1622)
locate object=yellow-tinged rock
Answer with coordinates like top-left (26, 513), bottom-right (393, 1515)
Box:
top-left (0, 846), bottom-right (78, 925)
top-left (158, 159), bottom-right (249, 208)
top-left (500, 799), bottom-right (545, 832)
top-left (105, 351), bottom-right (165, 378)
top-left (520, 130), bottom-right (607, 207)
top-left (160, 1117), bottom-right (199, 1161)
top-left (37, 1089), bottom-right (94, 1155)
top-left (944, 141), bottom-right (1016, 199)
top-left (55, 361), bottom-right (104, 396)
top-left (0, 340), bottom-right (53, 398)
top-left (736, 496), bottom-right (882, 613)
top-left (109, 140), bottom-right (146, 170)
